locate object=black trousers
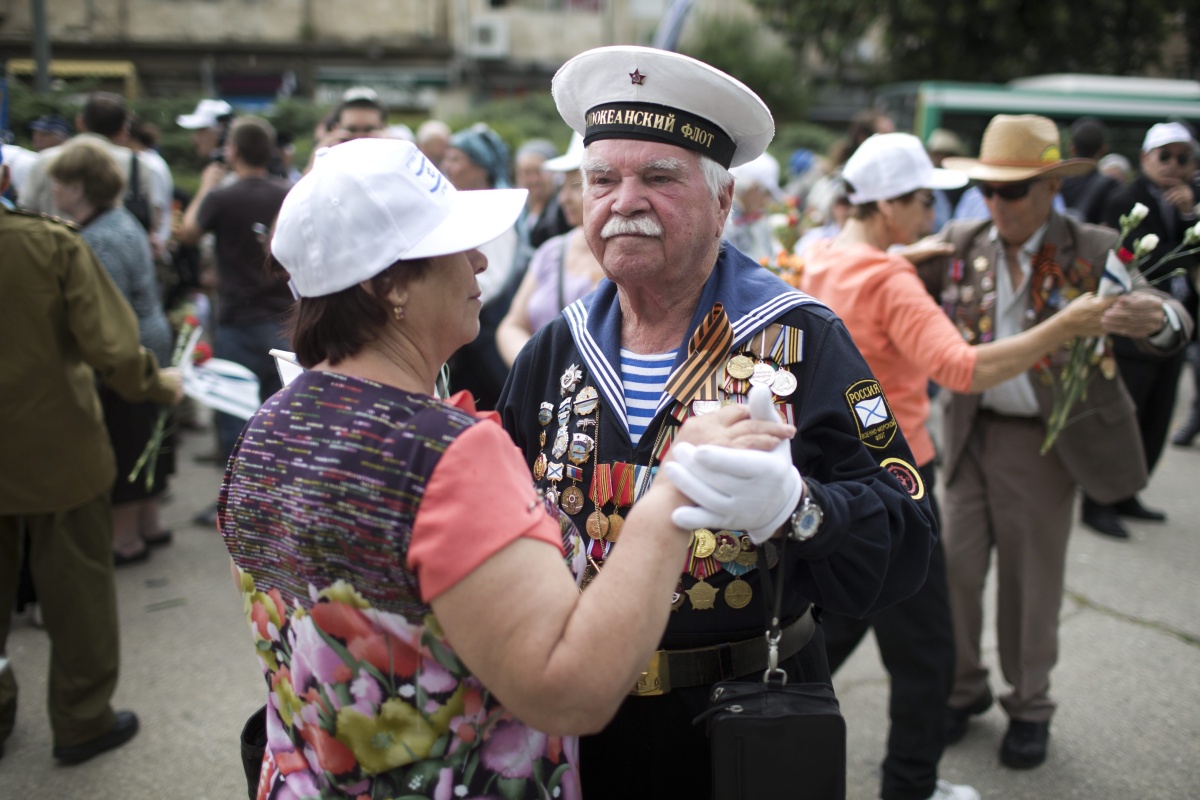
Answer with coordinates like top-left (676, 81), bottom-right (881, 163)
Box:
top-left (822, 463), bottom-right (954, 800)
top-left (1116, 350), bottom-right (1187, 478)
top-left (579, 625), bottom-right (832, 798)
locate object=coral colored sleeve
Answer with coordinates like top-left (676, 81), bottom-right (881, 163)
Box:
top-left (875, 257), bottom-right (977, 393)
top-left (408, 417), bottom-right (564, 602)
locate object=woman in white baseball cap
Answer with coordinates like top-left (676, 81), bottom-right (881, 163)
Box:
top-left (799, 132), bottom-right (1115, 800)
top-left (220, 137), bottom-right (793, 800)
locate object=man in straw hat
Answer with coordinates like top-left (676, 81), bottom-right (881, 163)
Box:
top-left (498, 45), bottom-right (937, 796)
top-left (920, 114), bottom-right (1191, 769)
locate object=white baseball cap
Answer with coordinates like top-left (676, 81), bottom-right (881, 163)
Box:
top-left (1142, 122), bottom-right (1196, 153)
top-left (176, 99), bottom-right (233, 130)
top-left (552, 45), bottom-right (774, 169)
top-left (271, 139), bottom-right (527, 298)
top-left (544, 132), bottom-right (584, 172)
top-left (843, 133), bottom-right (967, 205)
top-left (730, 151), bottom-right (784, 201)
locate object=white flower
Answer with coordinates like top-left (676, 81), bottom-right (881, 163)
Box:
top-left (1134, 234), bottom-right (1160, 257)
top-left (1127, 203), bottom-right (1149, 226)
top-left (1185, 222), bottom-right (1200, 247)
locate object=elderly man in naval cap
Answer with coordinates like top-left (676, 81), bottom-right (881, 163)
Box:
top-left (498, 45), bottom-right (936, 796)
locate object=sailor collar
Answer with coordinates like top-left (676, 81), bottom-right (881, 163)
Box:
top-left (563, 246), bottom-right (821, 435)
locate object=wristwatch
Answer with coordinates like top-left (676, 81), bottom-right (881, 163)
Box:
top-left (787, 486), bottom-right (823, 543)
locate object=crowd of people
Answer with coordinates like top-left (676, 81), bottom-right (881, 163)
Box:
top-left (1, 48), bottom-right (1198, 800)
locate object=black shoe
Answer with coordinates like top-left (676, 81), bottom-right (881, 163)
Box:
top-left (191, 503), bottom-right (220, 528)
top-left (1112, 496), bottom-right (1166, 522)
top-left (945, 689), bottom-right (993, 745)
top-left (113, 545), bottom-right (150, 567)
top-left (1171, 411), bottom-right (1200, 446)
top-left (1081, 501), bottom-right (1129, 539)
top-left (1000, 719), bottom-right (1049, 769)
top-left (53, 711), bottom-right (140, 765)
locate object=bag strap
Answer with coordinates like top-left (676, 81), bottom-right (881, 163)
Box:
top-left (128, 151), bottom-right (142, 202)
top-left (756, 537), bottom-right (789, 684)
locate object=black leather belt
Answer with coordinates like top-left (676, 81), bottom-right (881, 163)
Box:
top-left (630, 607), bottom-right (815, 696)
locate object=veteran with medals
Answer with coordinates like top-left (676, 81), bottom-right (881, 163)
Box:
top-left (498, 46), bottom-right (938, 797)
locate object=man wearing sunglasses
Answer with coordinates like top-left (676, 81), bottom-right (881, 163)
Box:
top-left (914, 114), bottom-right (1191, 772)
top-left (1095, 124), bottom-right (1200, 498)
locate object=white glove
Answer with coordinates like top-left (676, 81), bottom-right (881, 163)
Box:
top-left (663, 384), bottom-right (805, 544)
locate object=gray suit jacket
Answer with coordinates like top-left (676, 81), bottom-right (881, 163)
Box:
top-left (924, 213), bottom-right (1190, 503)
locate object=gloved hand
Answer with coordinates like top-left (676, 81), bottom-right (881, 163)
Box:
top-left (663, 384), bottom-right (804, 544)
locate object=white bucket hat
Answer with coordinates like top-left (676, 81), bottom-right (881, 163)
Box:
top-left (1142, 121), bottom-right (1196, 153)
top-left (271, 139), bottom-right (527, 298)
top-left (843, 133), bottom-right (967, 205)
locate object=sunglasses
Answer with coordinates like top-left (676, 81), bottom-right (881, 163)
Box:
top-left (979, 181), bottom-right (1035, 201)
top-left (1156, 150), bottom-right (1194, 166)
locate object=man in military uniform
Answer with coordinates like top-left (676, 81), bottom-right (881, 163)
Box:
top-left (498, 46), bottom-right (937, 796)
top-left (0, 147), bottom-right (181, 764)
top-left (926, 115), bottom-right (1191, 769)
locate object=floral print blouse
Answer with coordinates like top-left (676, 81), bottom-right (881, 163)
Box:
top-left (220, 371), bottom-right (585, 800)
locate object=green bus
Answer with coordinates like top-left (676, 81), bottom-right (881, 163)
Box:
top-left (875, 74), bottom-right (1200, 159)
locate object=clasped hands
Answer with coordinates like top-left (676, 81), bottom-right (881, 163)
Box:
top-left (663, 385), bottom-right (805, 544)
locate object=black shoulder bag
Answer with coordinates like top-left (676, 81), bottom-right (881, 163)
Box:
top-left (124, 152), bottom-right (153, 232)
top-left (694, 539), bottom-right (846, 799)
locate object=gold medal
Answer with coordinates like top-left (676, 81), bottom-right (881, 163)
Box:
top-left (561, 485), bottom-right (585, 515)
top-left (532, 453), bottom-right (547, 481)
top-left (973, 256), bottom-right (989, 272)
top-left (713, 532), bottom-right (740, 563)
top-left (771, 368), bottom-right (797, 397)
top-left (605, 513), bottom-right (624, 542)
top-left (585, 510), bottom-right (609, 540)
top-left (685, 578), bottom-right (717, 610)
top-left (539, 430), bottom-right (546, 448)
top-left (724, 578), bottom-right (753, 609)
top-left (692, 528), bottom-right (717, 559)
top-left (727, 354), bottom-right (755, 380)
top-left (734, 547), bottom-right (759, 567)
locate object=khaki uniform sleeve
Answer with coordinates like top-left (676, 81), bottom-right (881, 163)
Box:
top-left (60, 232), bottom-right (176, 405)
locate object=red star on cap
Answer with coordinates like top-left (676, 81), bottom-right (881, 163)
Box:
top-left (629, 69), bottom-right (647, 85)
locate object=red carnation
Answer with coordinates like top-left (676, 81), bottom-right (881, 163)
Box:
top-left (192, 341), bottom-right (213, 365)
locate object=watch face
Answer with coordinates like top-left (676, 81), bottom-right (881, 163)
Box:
top-left (793, 501), bottom-right (823, 541)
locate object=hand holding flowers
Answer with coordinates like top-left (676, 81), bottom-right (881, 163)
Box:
top-left (1041, 204), bottom-right (1200, 454)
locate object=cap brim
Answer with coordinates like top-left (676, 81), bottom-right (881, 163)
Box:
top-left (928, 167), bottom-right (969, 191)
top-left (176, 113), bottom-right (214, 130)
top-left (942, 157), bottom-right (1094, 182)
top-left (404, 188), bottom-right (528, 260)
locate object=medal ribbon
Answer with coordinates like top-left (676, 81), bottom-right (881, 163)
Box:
top-left (611, 462), bottom-right (635, 507)
top-left (1030, 242), bottom-right (1063, 315)
top-left (664, 302), bottom-right (733, 407)
top-left (590, 463), bottom-right (614, 509)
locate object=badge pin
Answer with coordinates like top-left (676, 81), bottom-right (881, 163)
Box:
top-left (568, 433), bottom-right (595, 465)
top-left (532, 453), bottom-right (547, 481)
top-left (552, 427), bottom-right (569, 458)
top-left (973, 256), bottom-right (989, 272)
top-left (685, 579), bottom-right (717, 611)
top-left (574, 386), bottom-right (600, 417)
top-left (560, 364), bottom-right (583, 396)
top-left (561, 485), bottom-right (585, 515)
top-left (537, 402), bottom-right (554, 427)
top-left (557, 397), bottom-right (572, 427)
top-left (960, 286), bottom-right (975, 304)
top-left (691, 399), bottom-right (721, 416)
top-left (980, 274), bottom-right (995, 292)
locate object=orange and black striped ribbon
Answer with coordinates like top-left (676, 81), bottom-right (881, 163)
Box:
top-left (1031, 242), bottom-right (1064, 315)
top-left (663, 302), bottom-right (733, 408)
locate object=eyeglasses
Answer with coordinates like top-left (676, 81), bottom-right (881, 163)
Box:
top-left (979, 181), bottom-right (1035, 201)
top-left (1156, 150), bottom-right (1194, 166)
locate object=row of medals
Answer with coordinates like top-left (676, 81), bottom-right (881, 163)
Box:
top-left (532, 348), bottom-right (798, 611)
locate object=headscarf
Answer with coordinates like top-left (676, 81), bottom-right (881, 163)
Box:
top-left (449, 123), bottom-right (512, 188)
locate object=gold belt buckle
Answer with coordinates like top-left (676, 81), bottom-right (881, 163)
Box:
top-left (630, 650), bottom-right (671, 696)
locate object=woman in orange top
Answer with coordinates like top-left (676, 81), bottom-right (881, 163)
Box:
top-left (799, 133), bottom-right (1112, 800)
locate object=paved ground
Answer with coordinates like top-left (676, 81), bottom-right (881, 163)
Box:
top-left (4, 387), bottom-right (1199, 799)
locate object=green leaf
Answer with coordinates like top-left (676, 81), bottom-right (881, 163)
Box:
top-left (496, 776), bottom-right (530, 800)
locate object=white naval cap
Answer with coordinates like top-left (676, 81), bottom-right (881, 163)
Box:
top-left (551, 45), bottom-right (774, 169)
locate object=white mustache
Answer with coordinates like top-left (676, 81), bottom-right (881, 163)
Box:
top-left (601, 216), bottom-right (663, 238)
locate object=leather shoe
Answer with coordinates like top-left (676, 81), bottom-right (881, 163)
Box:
top-left (53, 710), bottom-right (140, 765)
top-left (1113, 496), bottom-right (1166, 522)
top-left (1000, 719), bottom-right (1049, 769)
top-left (1081, 502), bottom-right (1129, 539)
top-left (945, 689), bottom-right (992, 745)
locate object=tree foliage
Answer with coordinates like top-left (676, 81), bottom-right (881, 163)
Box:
top-left (750, 0), bottom-right (1188, 84)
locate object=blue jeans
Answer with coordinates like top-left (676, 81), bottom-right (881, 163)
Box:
top-left (214, 321), bottom-right (289, 462)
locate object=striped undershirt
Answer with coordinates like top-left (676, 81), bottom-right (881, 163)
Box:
top-left (619, 348), bottom-right (676, 445)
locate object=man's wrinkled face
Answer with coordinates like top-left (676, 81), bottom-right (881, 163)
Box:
top-left (1141, 143), bottom-right (1195, 189)
top-left (982, 176), bottom-right (1059, 247)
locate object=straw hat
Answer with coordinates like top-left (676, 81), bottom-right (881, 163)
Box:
top-left (942, 114), bottom-right (1093, 182)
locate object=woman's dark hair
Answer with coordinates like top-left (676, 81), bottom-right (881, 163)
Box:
top-left (288, 258), bottom-right (433, 368)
